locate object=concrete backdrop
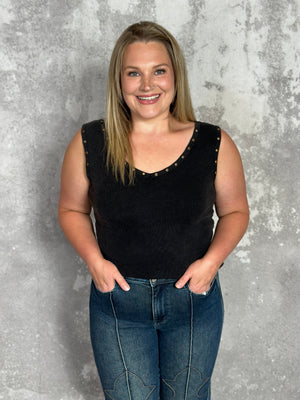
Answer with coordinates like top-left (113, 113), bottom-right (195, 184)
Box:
top-left (1, 0), bottom-right (299, 399)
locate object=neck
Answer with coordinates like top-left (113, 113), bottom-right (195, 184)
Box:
top-left (131, 114), bottom-right (177, 137)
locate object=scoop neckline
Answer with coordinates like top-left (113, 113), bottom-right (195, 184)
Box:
top-left (128, 121), bottom-right (199, 178)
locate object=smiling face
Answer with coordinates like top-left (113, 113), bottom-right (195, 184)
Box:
top-left (121, 41), bottom-right (175, 123)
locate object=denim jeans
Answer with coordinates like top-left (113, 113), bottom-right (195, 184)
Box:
top-left (90, 274), bottom-right (224, 400)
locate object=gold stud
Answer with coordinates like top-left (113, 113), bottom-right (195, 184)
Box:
top-left (86, 163), bottom-right (89, 166)
top-left (83, 140), bottom-right (87, 143)
top-left (175, 163), bottom-right (178, 166)
top-left (217, 137), bottom-right (220, 140)
top-left (155, 173), bottom-right (158, 176)
top-left (188, 147), bottom-right (191, 150)
top-left (215, 149), bottom-right (218, 152)
top-left (85, 151), bottom-right (88, 154)
top-left (142, 172), bottom-right (146, 175)
top-left (181, 155), bottom-right (185, 159)
top-left (192, 138), bottom-right (195, 142)
top-left (195, 129), bottom-right (198, 132)
top-left (166, 168), bottom-right (169, 172)
top-left (215, 160), bottom-right (217, 163)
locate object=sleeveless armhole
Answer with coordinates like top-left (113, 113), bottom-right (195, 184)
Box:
top-left (213, 125), bottom-right (224, 269)
top-left (81, 123), bottom-right (91, 182)
top-left (214, 126), bottom-right (222, 180)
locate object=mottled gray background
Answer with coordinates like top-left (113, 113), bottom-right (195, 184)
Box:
top-left (1, 0), bottom-right (299, 399)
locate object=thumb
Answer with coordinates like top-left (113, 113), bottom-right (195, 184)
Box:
top-left (175, 270), bottom-right (191, 289)
top-left (115, 272), bottom-right (130, 292)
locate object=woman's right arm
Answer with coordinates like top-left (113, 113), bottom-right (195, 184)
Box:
top-left (58, 129), bottom-right (130, 292)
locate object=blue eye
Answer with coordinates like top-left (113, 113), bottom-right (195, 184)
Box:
top-left (155, 69), bottom-right (166, 75)
top-left (128, 71), bottom-right (139, 77)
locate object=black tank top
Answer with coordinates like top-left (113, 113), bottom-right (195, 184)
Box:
top-left (81, 119), bottom-right (221, 279)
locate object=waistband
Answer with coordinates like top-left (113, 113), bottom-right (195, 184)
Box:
top-left (125, 277), bottom-right (177, 287)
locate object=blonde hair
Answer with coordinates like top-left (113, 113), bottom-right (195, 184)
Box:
top-left (105, 21), bottom-right (195, 184)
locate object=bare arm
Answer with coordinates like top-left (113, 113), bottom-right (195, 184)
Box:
top-left (176, 130), bottom-right (249, 292)
top-left (58, 129), bottom-right (130, 292)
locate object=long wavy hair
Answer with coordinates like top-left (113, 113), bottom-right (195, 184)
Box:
top-left (105, 21), bottom-right (195, 184)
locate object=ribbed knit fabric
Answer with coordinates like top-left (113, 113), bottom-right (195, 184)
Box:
top-left (81, 119), bottom-right (221, 279)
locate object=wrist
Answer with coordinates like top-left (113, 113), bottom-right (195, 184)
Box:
top-left (87, 255), bottom-right (106, 273)
top-left (198, 257), bottom-right (223, 273)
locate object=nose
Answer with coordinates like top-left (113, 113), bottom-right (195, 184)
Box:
top-left (140, 74), bottom-right (155, 91)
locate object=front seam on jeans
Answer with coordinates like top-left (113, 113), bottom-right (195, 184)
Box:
top-left (110, 292), bottom-right (132, 400)
top-left (151, 285), bottom-right (156, 327)
top-left (184, 290), bottom-right (194, 400)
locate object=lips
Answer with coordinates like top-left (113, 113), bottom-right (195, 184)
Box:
top-left (136, 94), bottom-right (161, 104)
top-left (137, 95), bottom-right (160, 100)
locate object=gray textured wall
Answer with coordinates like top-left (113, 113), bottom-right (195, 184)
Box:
top-left (1, 0), bottom-right (299, 399)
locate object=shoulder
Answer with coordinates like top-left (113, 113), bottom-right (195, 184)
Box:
top-left (218, 129), bottom-right (241, 158)
top-left (63, 128), bottom-right (85, 168)
top-left (197, 121), bottom-right (219, 130)
top-left (215, 128), bottom-right (245, 192)
top-left (214, 128), bottom-right (248, 217)
top-left (81, 118), bottom-right (106, 149)
top-left (64, 118), bottom-right (104, 163)
top-left (82, 118), bottom-right (105, 136)
top-left (193, 120), bottom-right (241, 160)
top-left (82, 118), bottom-right (104, 130)
top-left (196, 121), bottom-right (221, 137)
top-left (194, 121), bottom-right (221, 150)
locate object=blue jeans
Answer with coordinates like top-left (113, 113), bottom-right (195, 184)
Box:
top-left (90, 275), bottom-right (224, 400)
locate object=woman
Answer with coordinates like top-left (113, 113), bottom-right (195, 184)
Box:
top-left (59, 21), bottom-right (249, 400)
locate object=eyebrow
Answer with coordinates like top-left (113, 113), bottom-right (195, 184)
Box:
top-left (123, 63), bottom-right (170, 70)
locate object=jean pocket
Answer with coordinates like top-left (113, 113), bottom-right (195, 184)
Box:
top-left (187, 275), bottom-right (217, 296)
top-left (92, 280), bottom-right (117, 294)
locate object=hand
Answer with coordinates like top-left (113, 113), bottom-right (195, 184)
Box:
top-left (89, 259), bottom-right (130, 292)
top-left (175, 259), bottom-right (218, 294)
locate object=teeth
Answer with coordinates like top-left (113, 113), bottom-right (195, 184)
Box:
top-left (138, 95), bottom-right (160, 100)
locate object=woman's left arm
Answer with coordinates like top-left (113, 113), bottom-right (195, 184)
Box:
top-left (176, 130), bottom-right (250, 293)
